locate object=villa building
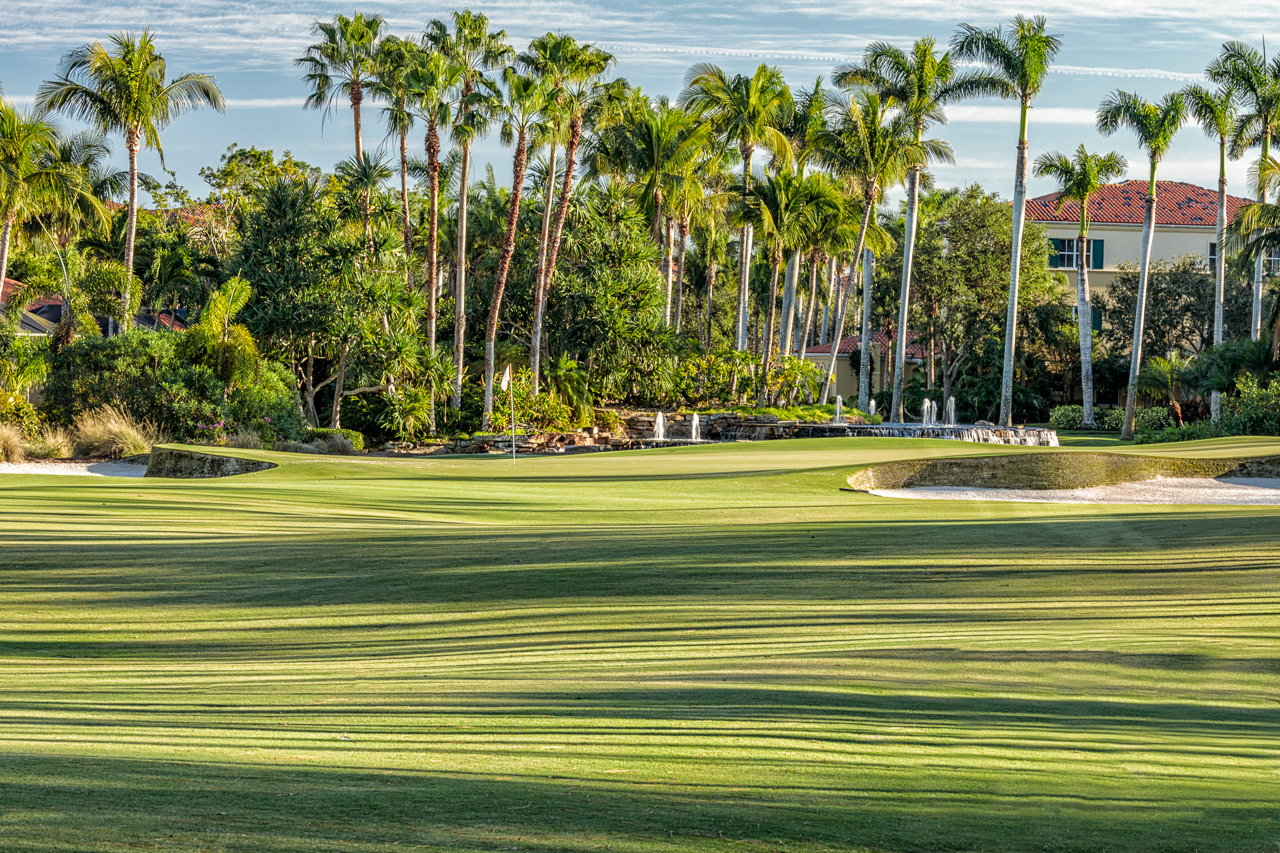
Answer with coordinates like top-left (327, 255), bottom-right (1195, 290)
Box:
top-left (1025, 179), bottom-right (1259, 306)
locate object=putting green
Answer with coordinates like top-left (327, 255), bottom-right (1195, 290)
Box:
top-left (1, 437), bottom-right (1278, 852)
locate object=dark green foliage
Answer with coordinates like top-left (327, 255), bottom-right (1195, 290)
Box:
top-left (40, 331), bottom-right (223, 435)
top-left (40, 330), bottom-right (305, 441)
top-left (308, 426), bottom-right (365, 451)
top-left (0, 395), bottom-right (41, 437)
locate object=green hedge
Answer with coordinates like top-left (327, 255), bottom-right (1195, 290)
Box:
top-left (308, 427), bottom-right (365, 451)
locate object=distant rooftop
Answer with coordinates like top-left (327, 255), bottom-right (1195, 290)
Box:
top-left (1025, 180), bottom-right (1251, 228)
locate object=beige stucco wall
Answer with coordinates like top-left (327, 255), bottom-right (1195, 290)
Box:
top-left (1038, 222), bottom-right (1216, 299)
top-left (804, 351), bottom-right (923, 403)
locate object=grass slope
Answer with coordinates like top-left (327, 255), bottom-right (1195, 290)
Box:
top-left (1, 437), bottom-right (1278, 852)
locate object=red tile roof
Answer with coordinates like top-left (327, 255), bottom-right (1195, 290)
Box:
top-left (1025, 180), bottom-right (1251, 228)
top-left (2, 278), bottom-right (60, 309)
top-left (805, 330), bottom-right (935, 360)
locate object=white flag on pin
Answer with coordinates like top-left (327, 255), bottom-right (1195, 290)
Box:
top-left (500, 364), bottom-right (512, 391)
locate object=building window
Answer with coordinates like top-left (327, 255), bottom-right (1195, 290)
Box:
top-left (1209, 242), bottom-right (1217, 266)
top-left (1268, 248), bottom-right (1280, 275)
top-left (1050, 238), bottom-right (1101, 269)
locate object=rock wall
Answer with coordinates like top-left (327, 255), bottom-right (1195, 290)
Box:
top-left (146, 446), bottom-right (278, 479)
top-left (848, 452), bottom-right (1280, 491)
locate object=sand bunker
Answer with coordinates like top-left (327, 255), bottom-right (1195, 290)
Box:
top-left (0, 460), bottom-right (148, 478)
top-left (871, 477), bottom-right (1280, 505)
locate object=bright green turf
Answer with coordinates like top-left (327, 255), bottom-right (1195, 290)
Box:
top-left (1, 437), bottom-right (1278, 852)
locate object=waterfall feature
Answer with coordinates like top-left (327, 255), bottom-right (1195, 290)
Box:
top-left (691, 413), bottom-right (700, 442)
top-left (833, 396), bottom-right (843, 424)
top-left (868, 398), bottom-right (877, 416)
top-left (945, 397), bottom-right (956, 426)
top-left (653, 411), bottom-right (666, 441)
top-left (921, 399), bottom-right (934, 427)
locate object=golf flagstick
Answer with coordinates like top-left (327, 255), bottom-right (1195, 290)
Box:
top-left (500, 365), bottom-right (514, 463)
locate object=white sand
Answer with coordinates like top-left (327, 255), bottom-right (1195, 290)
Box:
top-left (0, 460), bottom-right (148, 478)
top-left (870, 477), bottom-right (1280, 505)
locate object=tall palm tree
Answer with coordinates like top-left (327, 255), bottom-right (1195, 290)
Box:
top-left (1229, 155), bottom-right (1280, 358)
top-left (518, 34), bottom-right (615, 393)
top-left (835, 38), bottom-right (987, 422)
top-left (0, 106), bottom-right (79, 295)
top-left (679, 64), bottom-right (790, 353)
top-left (1183, 81), bottom-right (1239, 422)
top-left (37, 30), bottom-right (224, 315)
top-left (1032, 145), bottom-right (1127, 429)
top-left (1097, 90), bottom-right (1187, 439)
top-left (780, 172), bottom-right (843, 358)
top-left (425, 11), bottom-right (512, 411)
top-left (953, 16), bottom-right (1062, 427)
top-left (335, 152), bottom-right (393, 256)
top-left (296, 12), bottom-right (386, 161)
top-left (28, 130), bottom-right (126, 248)
top-left (1207, 41), bottom-right (1280, 341)
top-left (370, 34), bottom-right (428, 287)
top-left (407, 53), bottom-right (463, 353)
top-left (812, 89), bottom-right (923, 409)
top-left (482, 70), bottom-right (549, 428)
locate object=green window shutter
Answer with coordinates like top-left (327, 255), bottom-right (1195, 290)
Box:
top-left (1091, 307), bottom-right (1103, 332)
top-left (1091, 239), bottom-right (1104, 269)
top-left (1048, 238), bottom-right (1059, 268)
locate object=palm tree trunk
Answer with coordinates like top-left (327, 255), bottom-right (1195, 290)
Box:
top-left (530, 140), bottom-right (558, 396)
top-left (779, 251), bottom-right (800, 356)
top-left (736, 145), bottom-right (755, 352)
top-left (662, 217), bottom-right (675, 325)
top-left (1212, 137), bottom-right (1227, 423)
top-left (999, 106), bottom-right (1031, 427)
top-left (123, 129), bottom-right (142, 331)
top-left (822, 198), bottom-right (875, 405)
top-left (425, 125), bottom-right (442, 433)
top-left (0, 215), bottom-right (14, 301)
top-left (799, 257), bottom-right (822, 358)
top-left (890, 167), bottom-right (922, 422)
top-left (1121, 167), bottom-right (1158, 440)
top-left (483, 133), bottom-right (529, 429)
top-left (541, 113), bottom-right (583, 366)
top-left (1077, 229), bottom-right (1096, 428)
top-left (331, 342), bottom-right (348, 428)
top-left (705, 263), bottom-right (717, 347)
top-left (351, 85), bottom-right (364, 161)
top-left (856, 247), bottom-right (876, 412)
top-left (451, 142), bottom-right (471, 411)
top-left (398, 126), bottom-right (413, 291)
top-left (674, 219), bottom-right (688, 332)
top-left (760, 256), bottom-right (782, 401)
top-left (1252, 135), bottom-right (1270, 341)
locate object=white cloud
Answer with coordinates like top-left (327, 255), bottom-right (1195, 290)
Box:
top-left (223, 98), bottom-right (307, 109)
top-left (948, 105), bottom-right (1098, 125)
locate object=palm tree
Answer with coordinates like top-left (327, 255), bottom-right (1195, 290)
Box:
top-left (1183, 81), bottom-right (1239, 422)
top-left (835, 38), bottom-right (987, 422)
top-left (335, 152), bottom-right (393, 256)
top-left (813, 88), bottom-right (934, 410)
top-left (483, 70), bottom-right (550, 429)
top-left (1229, 155), bottom-right (1280, 357)
top-left (27, 130), bottom-right (126, 248)
top-left (679, 64), bottom-right (790, 353)
top-left (370, 34), bottom-right (428, 287)
top-left (518, 34), bottom-right (615, 393)
top-left (1134, 352), bottom-right (1194, 427)
top-left (1207, 41), bottom-right (1280, 341)
top-left (952, 17), bottom-right (1062, 427)
top-left (425, 11), bottom-right (513, 411)
top-left (0, 105), bottom-right (80, 295)
top-left (1097, 90), bottom-right (1188, 439)
top-left (37, 30), bottom-right (224, 316)
top-left (1032, 145), bottom-right (1127, 428)
top-left (296, 12), bottom-right (386, 161)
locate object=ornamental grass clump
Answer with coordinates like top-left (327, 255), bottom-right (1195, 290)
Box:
top-left (73, 405), bottom-right (164, 458)
top-left (0, 423), bottom-right (26, 463)
top-left (25, 426), bottom-right (74, 459)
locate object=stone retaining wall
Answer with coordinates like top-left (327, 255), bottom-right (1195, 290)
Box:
top-left (146, 446), bottom-right (278, 479)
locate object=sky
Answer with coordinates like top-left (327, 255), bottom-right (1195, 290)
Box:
top-left (4, 0), bottom-right (1280, 207)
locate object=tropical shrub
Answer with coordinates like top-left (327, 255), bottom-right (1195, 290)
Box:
top-left (72, 405), bottom-right (165, 458)
top-left (40, 331), bottom-right (223, 437)
top-left (1229, 374), bottom-right (1280, 435)
top-left (227, 362), bottom-right (307, 442)
top-left (308, 427), bottom-right (365, 451)
top-left (0, 423), bottom-right (25, 463)
top-left (1048, 405), bottom-right (1085, 431)
top-left (26, 426), bottom-right (73, 459)
top-left (0, 395), bottom-right (41, 437)
top-left (593, 408), bottom-right (624, 434)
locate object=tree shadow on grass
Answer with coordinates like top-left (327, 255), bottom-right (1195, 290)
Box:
top-left (0, 747), bottom-right (1273, 853)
